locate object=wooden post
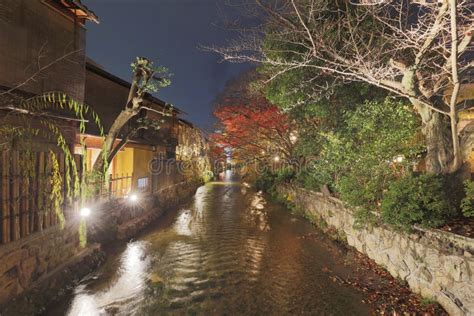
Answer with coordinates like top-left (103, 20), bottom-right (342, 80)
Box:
top-left (56, 152), bottom-right (65, 225)
top-left (37, 152), bottom-right (45, 232)
top-left (120, 173), bottom-right (123, 197)
top-left (1, 151), bottom-right (11, 243)
top-left (11, 150), bottom-right (20, 241)
top-left (44, 152), bottom-right (52, 229)
top-left (74, 154), bottom-right (82, 213)
top-left (19, 151), bottom-right (29, 237)
top-left (29, 152), bottom-right (37, 234)
top-left (108, 174), bottom-right (112, 200)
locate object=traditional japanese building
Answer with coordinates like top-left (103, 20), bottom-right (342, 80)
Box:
top-left (78, 59), bottom-right (183, 196)
top-left (0, 1), bottom-right (209, 307)
top-left (0, 0), bottom-right (97, 101)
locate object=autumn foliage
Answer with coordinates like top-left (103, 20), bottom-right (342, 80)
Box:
top-left (211, 88), bottom-right (296, 162)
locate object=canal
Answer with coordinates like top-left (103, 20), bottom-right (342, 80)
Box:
top-left (48, 174), bottom-right (383, 315)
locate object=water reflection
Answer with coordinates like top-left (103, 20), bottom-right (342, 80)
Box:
top-left (175, 210), bottom-right (193, 236)
top-left (66, 242), bottom-right (150, 316)
top-left (247, 192), bottom-right (269, 231)
top-left (194, 185), bottom-right (208, 217)
top-left (224, 169), bottom-right (233, 181)
top-left (244, 237), bottom-right (265, 278)
top-left (52, 177), bottom-right (374, 315)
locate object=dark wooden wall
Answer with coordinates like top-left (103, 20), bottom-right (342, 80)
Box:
top-left (0, 0), bottom-right (87, 102)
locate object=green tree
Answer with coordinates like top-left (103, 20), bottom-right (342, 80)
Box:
top-left (211, 0), bottom-right (473, 174)
top-left (92, 57), bottom-right (172, 175)
top-left (301, 98), bottom-right (423, 221)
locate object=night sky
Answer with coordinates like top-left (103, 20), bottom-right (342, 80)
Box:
top-left (82, 0), bottom-right (251, 131)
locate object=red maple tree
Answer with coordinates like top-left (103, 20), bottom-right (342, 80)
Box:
top-left (211, 94), bottom-right (297, 163)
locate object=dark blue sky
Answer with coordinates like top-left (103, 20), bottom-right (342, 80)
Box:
top-left (82, 0), bottom-right (251, 131)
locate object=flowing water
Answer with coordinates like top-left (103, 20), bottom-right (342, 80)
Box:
top-left (47, 172), bottom-right (380, 315)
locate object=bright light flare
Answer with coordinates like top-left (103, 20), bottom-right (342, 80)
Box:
top-left (393, 155), bottom-right (404, 163)
top-left (80, 207), bottom-right (91, 217)
top-left (129, 194), bottom-right (138, 202)
top-left (273, 156), bottom-right (280, 162)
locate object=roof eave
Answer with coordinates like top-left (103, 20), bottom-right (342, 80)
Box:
top-left (60, 0), bottom-right (99, 24)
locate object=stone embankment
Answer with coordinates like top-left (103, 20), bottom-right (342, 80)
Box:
top-left (0, 221), bottom-right (97, 305)
top-left (277, 184), bottom-right (474, 316)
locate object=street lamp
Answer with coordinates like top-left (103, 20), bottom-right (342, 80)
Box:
top-left (274, 156), bottom-right (280, 162)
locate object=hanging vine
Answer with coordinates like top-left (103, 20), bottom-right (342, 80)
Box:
top-left (50, 150), bottom-right (65, 229)
top-left (1, 91), bottom-right (106, 246)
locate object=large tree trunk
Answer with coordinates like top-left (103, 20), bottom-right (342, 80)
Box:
top-left (423, 111), bottom-right (454, 174)
top-left (403, 67), bottom-right (458, 174)
top-left (414, 101), bottom-right (454, 174)
top-left (92, 108), bottom-right (137, 173)
top-left (92, 62), bottom-right (144, 175)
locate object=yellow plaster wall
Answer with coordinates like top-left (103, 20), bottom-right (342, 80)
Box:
top-left (467, 151), bottom-right (474, 172)
top-left (112, 147), bottom-right (134, 177)
top-left (132, 148), bottom-right (154, 191)
top-left (133, 148), bottom-right (153, 178)
top-left (85, 148), bottom-right (113, 175)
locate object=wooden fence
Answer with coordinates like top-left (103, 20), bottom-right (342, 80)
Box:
top-left (0, 150), bottom-right (169, 245)
top-left (0, 150), bottom-right (78, 244)
top-left (108, 174), bottom-right (133, 199)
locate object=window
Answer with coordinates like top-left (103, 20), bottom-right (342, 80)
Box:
top-left (137, 177), bottom-right (149, 192)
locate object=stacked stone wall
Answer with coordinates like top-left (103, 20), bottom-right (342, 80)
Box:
top-left (277, 185), bottom-right (474, 316)
top-left (0, 222), bottom-right (83, 305)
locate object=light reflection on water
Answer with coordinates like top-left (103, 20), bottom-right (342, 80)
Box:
top-left (175, 210), bottom-right (193, 236)
top-left (52, 174), bottom-right (374, 315)
top-left (66, 242), bottom-right (150, 316)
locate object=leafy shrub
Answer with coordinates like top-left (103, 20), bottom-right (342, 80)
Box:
top-left (201, 170), bottom-right (214, 183)
top-left (255, 169), bottom-right (277, 192)
top-left (381, 174), bottom-right (455, 231)
top-left (353, 208), bottom-right (378, 229)
top-left (461, 180), bottom-right (474, 218)
top-left (256, 167), bottom-right (295, 194)
top-left (274, 167), bottom-right (295, 183)
top-left (314, 98), bottom-right (422, 215)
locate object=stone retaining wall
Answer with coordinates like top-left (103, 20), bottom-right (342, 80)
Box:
top-left (277, 184), bottom-right (474, 316)
top-left (0, 221), bottom-right (86, 305)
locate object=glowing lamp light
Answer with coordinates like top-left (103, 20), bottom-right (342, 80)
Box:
top-left (394, 155), bottom-right (404, 163)
top-left (290, 135), bottom-right (297, 143)
top-left (129, 194), bottom-right (138, 203)
top-left (273, 156), bottom-right (280, 162)
top-left (80, 207), bottom-right (91, 217)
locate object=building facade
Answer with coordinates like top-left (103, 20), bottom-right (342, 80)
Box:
top-left (0, 0), bottom-right (97, 101)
